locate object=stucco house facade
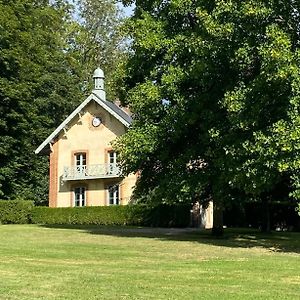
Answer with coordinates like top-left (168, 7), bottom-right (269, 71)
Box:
top-left (35, 68), bottom-right (136, 207)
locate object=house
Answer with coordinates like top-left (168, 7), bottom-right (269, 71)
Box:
top-left (35, 68), bottom-right (136, 207)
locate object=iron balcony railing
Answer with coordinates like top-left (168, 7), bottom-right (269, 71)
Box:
top-left (63, 164), bottom-right (121, 181)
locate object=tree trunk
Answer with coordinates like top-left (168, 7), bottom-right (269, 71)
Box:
top-left (212, 202), bottom-right (224, 236)
top-left (261, 193), bottom-right (271, 233)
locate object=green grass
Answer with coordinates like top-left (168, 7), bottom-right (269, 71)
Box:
top-left (0, 225), bottom-right (299, 299)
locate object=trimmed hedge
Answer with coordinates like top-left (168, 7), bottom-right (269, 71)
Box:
top-left (31, 206), bottom-right (130, 225)
top-left (0, 200), bottom-right (34, 224)
top-left (0, 200), bottom-right (191, 227)
top-left (31, 204), bottom-right (191, 227)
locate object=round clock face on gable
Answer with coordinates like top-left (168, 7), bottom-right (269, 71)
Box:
top-left (92, 116), bottom-right (101, 127)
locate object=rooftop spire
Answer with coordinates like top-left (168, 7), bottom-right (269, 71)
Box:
top-left (93, 67), bottom-right (105, 100)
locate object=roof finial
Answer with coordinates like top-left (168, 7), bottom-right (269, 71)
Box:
top-left (93, 67), bottom-right (105, 100)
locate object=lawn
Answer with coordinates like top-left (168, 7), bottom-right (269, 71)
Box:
top-left (0, 225), bottom-right (299, 299)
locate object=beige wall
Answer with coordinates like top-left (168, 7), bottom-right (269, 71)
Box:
top-left (50, 100), bottom-right (136, 207)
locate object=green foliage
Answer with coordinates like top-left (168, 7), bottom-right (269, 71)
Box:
top-left (31, 204), bottom-right (191, 227)
top-left (31, 206), bottom-right (129, 225)
top-left (71, 0), bottom-right (126, 99)
top-left (297, 203), bottom-right (300, 216)
top-left (116, 0), bottom-right (300, 221)
top-left (147, 204), bottom-right (191, 227)
top-left (0, 0), bottom-right (125, 202)
top-left (125, 203), bottom-right (191, 227)
top-left (0, 200), bottom-right (33, 224)
top-left (0, 0), bottom-right (84, 202)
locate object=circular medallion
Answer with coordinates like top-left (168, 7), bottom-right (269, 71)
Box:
top-left (92, 117), bottom-right (101, 127)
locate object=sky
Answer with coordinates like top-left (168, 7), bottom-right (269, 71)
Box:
top-left (118, 2), bottom-right (135, 17)
top-left (68, 1), bottom-right (135, 21)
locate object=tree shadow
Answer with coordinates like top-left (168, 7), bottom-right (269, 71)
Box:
top-left (39, 225), bottom-right (300, 254)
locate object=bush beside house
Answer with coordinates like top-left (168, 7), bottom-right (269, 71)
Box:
top-left (31, 204), bottom-right (191, 227)
top-left (0, 200), bottom-right (191, 227)
top-left (31, 206), bottom-right (130, 226)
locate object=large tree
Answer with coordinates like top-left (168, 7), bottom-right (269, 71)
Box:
top-left (115, 0), bottom-right (300, 232)
top-left (0, 0), bottom-right (84, 202)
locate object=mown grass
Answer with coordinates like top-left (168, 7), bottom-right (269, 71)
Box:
top-left (0, 225), bottom-right (299, 299)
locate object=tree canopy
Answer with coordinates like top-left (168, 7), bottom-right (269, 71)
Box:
top-left (69, 0), bottom-right (126, 98)
top-left (0, 0), bottom-right (124, 203)
top-left (115, 0), bottom-right (300, 230)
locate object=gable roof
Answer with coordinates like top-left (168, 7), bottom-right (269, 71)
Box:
top-left (35, 91), bottom-right (132, 154)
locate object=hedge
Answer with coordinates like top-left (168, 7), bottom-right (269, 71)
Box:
top-left (126, 204), bottom-right (191, 227)
top-left (0, 200), bottom-right (34, 224)
top-left (0, 200), bottom-right (191, 227)
top-left (31, 203), bottom-right (191, 227)
top-left (31, 206), bottom-right (130, 226)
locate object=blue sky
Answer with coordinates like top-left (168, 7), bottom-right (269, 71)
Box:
top-left (118, 2), bottom-right (135, 17)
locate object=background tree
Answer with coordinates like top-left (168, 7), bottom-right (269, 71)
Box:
top-left (0, 0), bottom-right (125, 204)
top-left (70, 0), bottom-right (126, 98)
top-left (115, 0), bottom-right (300, 233)
top-left (0, 0), bottom-right (84, 203)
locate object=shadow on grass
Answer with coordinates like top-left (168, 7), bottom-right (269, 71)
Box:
top-left (39, 225), bottom-right (300, 254)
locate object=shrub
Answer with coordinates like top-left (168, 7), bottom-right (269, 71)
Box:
top-left (0, 200), bottom-right (191, 227)
top-left (0, 200), bottom-right (34, 224)
top-left (31, 204), bottom-right (191, 227)
top-left (127, 204), bottom-right (191, 227)
top-left (31, 206), bottom-right (129, 225)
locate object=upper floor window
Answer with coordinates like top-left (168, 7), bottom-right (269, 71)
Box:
top-left (75, 153), bottom-right (86, 175)
top-left (76, 153), bottom-right (86, 166)
top-left (108, 151), bottom-right (117, 165)
top-left (107, 151), bottom-right (118, 175)
top-left (74, 187), bottom-right (86, 207)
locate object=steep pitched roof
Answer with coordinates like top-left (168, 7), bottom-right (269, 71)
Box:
top-left (35, 91), bottom-right (132, 154)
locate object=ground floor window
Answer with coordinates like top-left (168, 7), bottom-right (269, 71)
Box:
top-left (107, 184), bottom-right (119, 205)
top-left (74, 187), bottom-right (86, 207)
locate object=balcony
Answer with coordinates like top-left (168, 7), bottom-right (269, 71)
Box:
top-left (63, 164), bottom-right (121, 181)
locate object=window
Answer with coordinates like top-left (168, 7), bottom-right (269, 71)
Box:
top-left (107, 185), bottom-right (119, 205)
top-left (108, 151), bottom-right (117, 175)
top-left (75, 153), bottom-right (86, 175)
top-left (74, 187), bottom-right (86, 207)
top-left (76, 153), bottom-right (86, 166)
top-left (108, 151), bottom-right (117, 164)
